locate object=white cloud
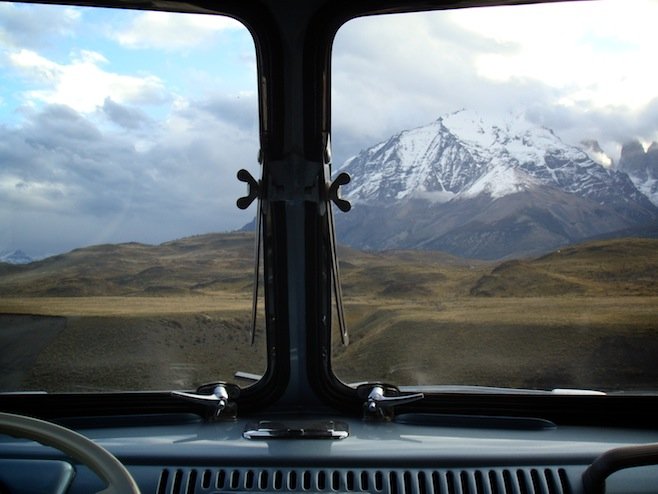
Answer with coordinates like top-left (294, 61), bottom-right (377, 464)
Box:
top-left (8, 48), bottom-right (167, 113)
top-left (0, 92), bottom-right (259, 255)
top-left (0, 3), bottom-right (80, 48)
top-left (0, 4), bottom-right (258, 256)
top-left (447, 0), bottom-right (658, 112)
top-left (112, 11), bottom-right (243, 50)
top-left (9, 49), bottom-right (59, 83)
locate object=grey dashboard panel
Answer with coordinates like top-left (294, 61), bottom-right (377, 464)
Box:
top-left (2, 415), bottom-right (658, 493)
top-left (0, 458), bottom-right (74, 494)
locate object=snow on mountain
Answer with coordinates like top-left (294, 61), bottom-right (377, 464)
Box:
top-left (460, 165), bottom-right (540, 200)
top-left (340, 110), bottom-right (648, 210)
top-left (618, 140), bottom-right (658, 206)
top-left (335, 110), bottom-right (658, 259)
top-left (439, 110), bottom-right (579, 166)
top-left (634, 177), bottom-right (658, 205)
top-left (0, 250), bottom-right (34, 265)
top-left (341, 118), bottom-right (479, 203)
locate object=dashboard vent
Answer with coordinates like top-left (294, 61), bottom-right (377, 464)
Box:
top-left (156, 466), bottom-right (572, 494)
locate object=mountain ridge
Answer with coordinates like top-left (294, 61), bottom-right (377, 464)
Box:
top-left (0, 232), bottom-right (256, 297)
top-left (336, 110), bottom-right (658, 259)
top-left (0, 250), bottom-right (34, 265)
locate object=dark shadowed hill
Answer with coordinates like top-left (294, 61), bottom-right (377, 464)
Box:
top-left (0, 232), bottom-right (256, 297)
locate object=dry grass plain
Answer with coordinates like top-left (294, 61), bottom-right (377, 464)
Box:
top-left (1, 233), bottom-right (657, 393)
top-left (332, 239), bottom-right (658, 391)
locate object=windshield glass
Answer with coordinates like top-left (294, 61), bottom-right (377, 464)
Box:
top-left (0, 3), bottom-right (265, 392)
top-left (331, 0), bottom-right (658, 393)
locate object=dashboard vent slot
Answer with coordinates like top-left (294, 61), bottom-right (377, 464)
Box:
top-left (156, 467), bottom-right (571, 494)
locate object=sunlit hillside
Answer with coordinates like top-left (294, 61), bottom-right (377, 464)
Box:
top-left (1, 234), bottom-right (657, 392)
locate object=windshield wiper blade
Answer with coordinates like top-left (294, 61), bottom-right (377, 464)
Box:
top-left (326, 185), bottom-right (349, 346)
top-left (324, 137), bottom-right (351, 346)
top-left (551, 388), bottom-right (606, 396)
top-left (234, 371), bottom-right (262, 383)
top-left (236, 166), bottom-right (262, 346)
top-left (397, 385), bottom-right (606, 395)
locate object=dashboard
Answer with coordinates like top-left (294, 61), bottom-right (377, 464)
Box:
top-left (2, 413), bottom-right (658, 494)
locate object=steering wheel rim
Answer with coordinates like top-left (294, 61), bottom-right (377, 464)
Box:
top-left (0, 412), bottom-right (140, 494)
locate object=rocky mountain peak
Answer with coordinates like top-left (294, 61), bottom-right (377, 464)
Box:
top-left (340, 110), bottom-right (649, 209)
top-left (619, 140), bottom-right (648, 175)
top-left (618, 139), bottom-right (658, 205)
top-left (335, 111), bottom-right (658, 260)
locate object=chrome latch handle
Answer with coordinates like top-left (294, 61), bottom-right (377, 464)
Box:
top-left (171, 382), bottom-right (240, 421)
top-left (357, 383), bottom-right (424, 421)
top-left (367, 385), bottom-right (424, 411)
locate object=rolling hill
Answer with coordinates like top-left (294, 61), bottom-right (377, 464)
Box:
top-left (2, 232), bottom-right (657, 301)
top-left (0, 232), bottom-right (256, 297)
top-left (2, 233), bottom-right (657, 392)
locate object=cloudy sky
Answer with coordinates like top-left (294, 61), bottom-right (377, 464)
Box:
top-left (2, 0), bottom-right (658, 258)
top-left (1, 3), bottom-right (258, 257)
top-left (332, 0), bottom-right (658, 167)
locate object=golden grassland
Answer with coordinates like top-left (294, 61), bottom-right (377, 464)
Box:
top-left (332, 295), bottom-right (658, 389)
top-left (0, 293), bottom-right (255, 317)
top-left (332, 238), bottom-right (658, 389)
top-left (1, 234), bottom-right (657, 392)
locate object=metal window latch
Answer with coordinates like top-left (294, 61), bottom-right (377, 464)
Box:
top-left (356, 383), bottom-right (424, 421)
top-left (328, 172), bottom-right (352, 212)
top-left (236, 169), bottom-right (260, 210)
top-left (171, 382), bottom-right (240, 421)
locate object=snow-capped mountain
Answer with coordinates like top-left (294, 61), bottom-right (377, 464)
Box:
top-left (617, 140), bottom-right (658, 206)
top-left (581, 139), bottom-right (613, 168)
top-left (0, 250), bottom-right (34, 265)
top-left (335, 110), bottom-right (658, 259)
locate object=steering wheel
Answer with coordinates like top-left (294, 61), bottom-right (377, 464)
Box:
top-left (0, 412), bottom-right (140, 494)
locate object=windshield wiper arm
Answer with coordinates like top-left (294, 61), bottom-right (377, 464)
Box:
top-left (323, 137), bottom-right (351, 346)
top-left (237, 166), bottom-right (262, 346)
